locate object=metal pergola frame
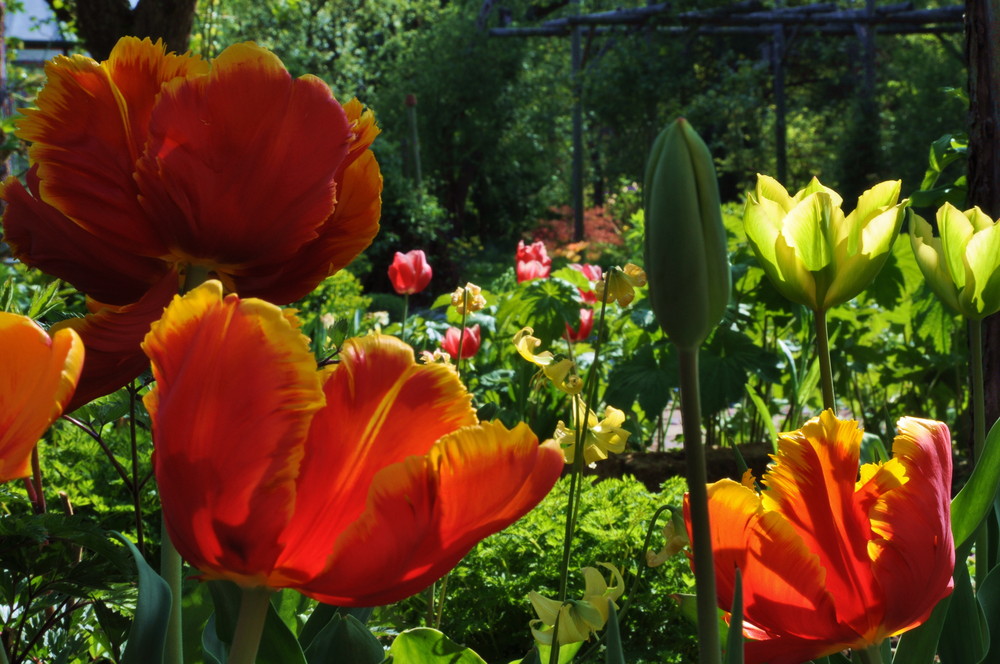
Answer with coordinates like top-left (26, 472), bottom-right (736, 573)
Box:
top-left (488, 1), bottom-right (964, 240)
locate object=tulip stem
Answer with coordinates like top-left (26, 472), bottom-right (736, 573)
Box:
top-left (678, 346), bottom-right (721, 664)
top-left (971, 317), bottom-right (989, 591)
top-left (401, 294), bottom-right (410, 345)
top-left (161, 517), bottom-right (184, 664)
top-left (855, 645), bottom-right (884, 664)
top-left (228, 587), bottom-right (273, 664)
top-left (814, 308), bottom-right (836, 411)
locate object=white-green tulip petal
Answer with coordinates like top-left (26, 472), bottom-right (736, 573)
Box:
top-left (939, 202), bottom-right (974, 290)
top-left (781, 192), bottom-right (834, 272)
top-left (909, 211), bottom-right (968, 316)
top-left (754, 174), bottom-right (795, 212)
top-left (965, 221), bottom-right (1000, 316)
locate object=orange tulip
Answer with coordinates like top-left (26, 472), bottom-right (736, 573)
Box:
top-left (2, 36), bottom-right (382, 409)
top-left (0, 313), bottom-right (84, 481)
top-left (141, 281), bottom-right (563, 605)
top-left (687, 411), bottom-right (954, 664)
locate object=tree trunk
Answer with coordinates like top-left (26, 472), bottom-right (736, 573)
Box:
top-left (46, 0), bottom-right (198, 60)
top-left (966, 0), bottom-right (1000, 433)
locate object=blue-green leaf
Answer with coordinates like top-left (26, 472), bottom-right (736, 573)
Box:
top-left (388, 628), bottom-right (487, 663)
top-left (115, 533), bottom-right (171, 664)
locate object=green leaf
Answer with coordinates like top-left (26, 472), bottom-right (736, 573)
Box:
top-left (952, 417), bottom-right (1000, 549)
top-left (723, 568), bottom-right (743, 664)
top-left (495, 278), bottom-right (582, 345)
top-left (937, 553), bottom-right (987, 664)
top-left (300, 604), bottom-right (373, 651)
top-left (977, 563), bottom-right (1000, 663)
top-left (114, 533), bottom-right (171, 664)
top-left (745, 383), bottom-right (778, 453)
top-left (605, 602), bottom-right (625, 664)
top-left (304, 614), bottom-right (383, 664)
top-left (388, 628), bottom-right (487, 663)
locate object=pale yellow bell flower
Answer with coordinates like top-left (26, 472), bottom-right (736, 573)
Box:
top-left (646, 508), bottom-right (689, 567)
top-left (554, 397), bottom-right (629, 464)
top-left (528, 564), bottom-right (625, 645)
top-left (595, 263), bottom-right (647, 307)
top-left (513, 327), bottom-right (583, 395)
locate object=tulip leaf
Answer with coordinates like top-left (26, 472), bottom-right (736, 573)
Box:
top-left (300, 604), bottom-right (374, 651)
top-left (976, 563), bottom-right (1000, 663)
top-left (723, 568), bottom-right (743, 664)
top-left (304, 614), bottom-right (383, 664)
top-left (114, 533), bottom-right (171, 664)
top-left (937, 552), bottom-right (987, 664)
top-left (604, 602), bottom-right (625, 664)
top-left (388, 627), bottom-right (487, 663)
top-left (952, 417), bottom-right (1000, 549)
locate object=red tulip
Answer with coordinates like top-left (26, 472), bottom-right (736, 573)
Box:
top-left (141, 282), bottom-right (562, 606)
top-left (516, 240), bottom-right (552, 283)
top-left (687, 411), bottom-right (954, 664)
top-left (389, 250), bottom-right (433, 294)
top-left (571, 263), bottom-right (603, 304)
top-left (441, 325), bottom-right (481, 359)
top-left (0, 313), bottom-right (84, 481)
top-left (2, 37), bottom-right (382, 409)
top-left (565, 308), bottom-right (594, 342)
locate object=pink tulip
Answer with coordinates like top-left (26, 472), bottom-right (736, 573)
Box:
top-left (389, 250), bottom-right (433, 294)
top-left (516, 241), bottom-right (551, 283)
top-left (441, 325), bottom-right (481, 359)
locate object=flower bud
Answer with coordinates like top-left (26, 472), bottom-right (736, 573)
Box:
top-left (643, 119), bottom-right (731, 350)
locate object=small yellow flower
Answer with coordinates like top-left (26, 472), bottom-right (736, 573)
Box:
top-left (528, 564), bottom-right (625, 645)
top-left (419, 349), bottom-right (452, 365)
top-left (555, 397), bottom-right (629, 464)
top-left (595, 263), bottom-right (647, 306)
top-left (450, 282), bottom-right (486, 315)
top-left (513, 327), bottom-right (583, 395)
top-left (646, 508), bottom-right (689, 568)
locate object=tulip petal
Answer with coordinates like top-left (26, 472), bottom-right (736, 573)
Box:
top-left (761, 412), bottom-right (884, 636)
top-left (939, 203), bottom-right (974, 291)
top-left (134, 42), bottom-right (352, 277)
top-left (909, 213), bottom-right (961, 314)
top-left (298, 422), bottom-right (563, 606)
top-left (19, 37), bottom-right (207, 255)
top-left (2, 172), bottom-right (168, 305)
top-left (275, 334), bottom-right (478, 566)
top-left (142, 281), bottom-right (326, 583)
top-left (964, 221), bottom-right (1000, 315)
top-left (695, 480), bottom-right (844, 645)
top-left (867, 417), bottom-right (954, 633)
top-left (53, 270), bottom-right (180, 411)
top-left (0, 315), bottom-right (83, 480)
top-left (229, 149), bottom-right (382, 304)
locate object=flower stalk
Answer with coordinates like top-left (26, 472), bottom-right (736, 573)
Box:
top-left (815, 308), bottom-right (836, 411)
top-left (227, 587), bottom-right (274, 664)
top-left (678, 346), bottom-right (721, 664)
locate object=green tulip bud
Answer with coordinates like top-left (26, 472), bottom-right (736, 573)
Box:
top-left (743, 175), bottom-right (905, 312)
top-left (643, 118), bottom-right (731, 350)
top-left (910, 203), bottom-right (1000, 320)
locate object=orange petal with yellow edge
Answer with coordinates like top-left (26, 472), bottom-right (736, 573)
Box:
top-left (2, 171), bottom-right (168, 305)
top-left (142, 281), bottom-right (326, 584)
top-left (133, 42), bottom-right (351, 275)
top-left (20, 37), bottom-right (207, 256)
top-left (274, 334), bottom-right (478, 561)
top-left (0, 314), bottom-right (83, 481)
top-left (294, 421), bottom-right (564, 606)
top-left (54, 269), bottom-right (179, 411)
top-left (761, 412), bottom-right (884, 635)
